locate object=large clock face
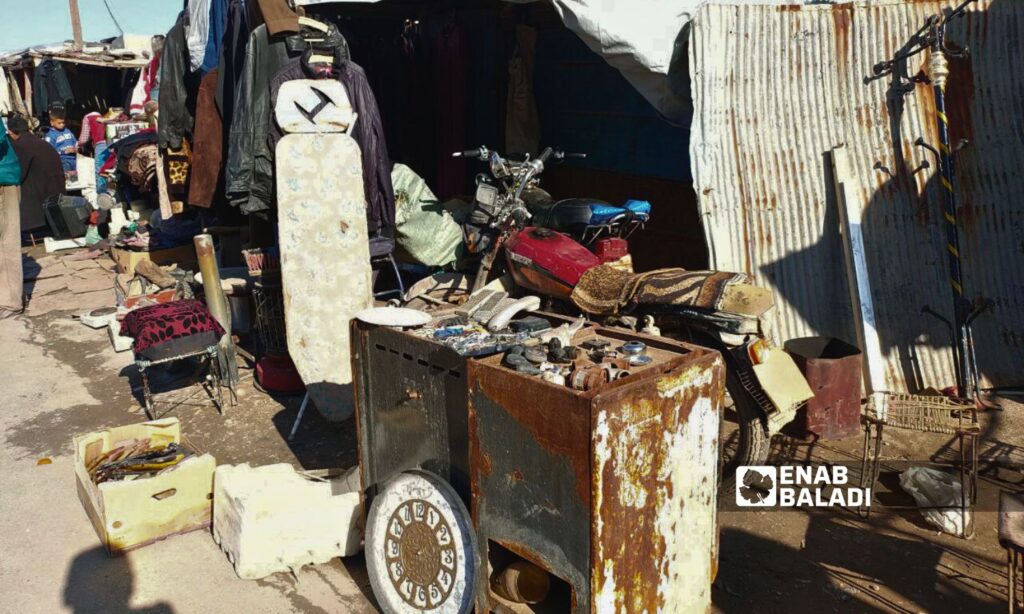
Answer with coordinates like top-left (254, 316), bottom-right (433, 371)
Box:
top-left (385, 499), bottom-right (459, 609)
top-left (366, 472), bottom-right (477, 614)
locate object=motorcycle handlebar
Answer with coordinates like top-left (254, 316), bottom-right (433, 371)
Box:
top-left (536, 147), bottom-right (555, 164)
top-left (453, 148), bottom-right (487, 159)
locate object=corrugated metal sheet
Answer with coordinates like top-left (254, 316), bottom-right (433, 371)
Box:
top-left (690, 0), bottom-right (1024, 391)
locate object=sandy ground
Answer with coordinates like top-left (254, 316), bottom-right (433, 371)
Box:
top-left (1, 249), bottom-right (1019, 613)
top-left (0, 310), bottom-right (378, 614)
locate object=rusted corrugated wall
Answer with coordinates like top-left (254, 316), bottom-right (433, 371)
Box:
top-left (690, 0), bottom-right (1023, 391)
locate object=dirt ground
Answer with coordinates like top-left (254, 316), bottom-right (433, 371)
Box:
top-left (1, 247), bottom-right (1018, 613)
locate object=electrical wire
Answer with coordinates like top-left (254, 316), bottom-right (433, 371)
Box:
top-left (103, 0), bottom-right (125, 36)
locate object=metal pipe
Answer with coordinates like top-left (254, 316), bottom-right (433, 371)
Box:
top-left (195, 234), bottom-right (239, 388)
top-left (925, 0), bottom-right (980, 400)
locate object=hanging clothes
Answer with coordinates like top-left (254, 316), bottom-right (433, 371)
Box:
top-left (256, 0), bottom-right (298, 37)
top-left (0, 69), bottom-right (13, 115)
top-left (268, 54), bottom-right (395, 232)
top-left (159, 13), bottom-right (196, 150)
top-left (186, 0), bottom-right (213, 73)
top-left (188, 69), bottom-right (222, 208)
top-left (128, 68), bottom-right (151, 115)
top-left (215, 0), bottom-right (250, 138)
top-left (155, 148), bottom-right (174, 219)
top-left (226, 23), bottom-right (347, 214)
top-left (199, 0), bottom-right (230, 74)
top-left (31, 59), bottom-right (74, 116)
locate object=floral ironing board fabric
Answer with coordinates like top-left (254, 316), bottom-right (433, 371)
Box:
top-left (276, 91), bottom-right (371, 421)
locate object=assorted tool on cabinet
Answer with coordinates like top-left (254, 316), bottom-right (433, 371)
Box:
top-left (411, 299), bottom-right (664, 392)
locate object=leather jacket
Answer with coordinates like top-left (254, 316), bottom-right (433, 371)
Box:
top-left (158, 13), bottom-right (195, 150)
top-left (225, 25), bottom-right (349, 214)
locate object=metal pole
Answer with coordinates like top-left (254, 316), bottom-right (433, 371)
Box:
top-left (69, 0), bottom-right (84, 51)
top-left (928, 16), bottom-right (976, 400)
top-left (194, 234), bottom-right (240, 388)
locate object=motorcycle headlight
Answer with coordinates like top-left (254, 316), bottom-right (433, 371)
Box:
top-left (748, 338), bottom-right (773, 365)
top-left (489, 151), bottom-right (506, 178)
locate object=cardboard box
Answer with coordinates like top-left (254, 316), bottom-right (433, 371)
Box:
top-left (111, 244), bottom-right (197, 275)
top-left (74, 418), bottom-right (216, 555)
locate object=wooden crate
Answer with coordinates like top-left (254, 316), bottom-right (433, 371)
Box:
top-left (111, 244), bottom-right (197, 275)
top-left (73, 418), bottom-right (216, 555)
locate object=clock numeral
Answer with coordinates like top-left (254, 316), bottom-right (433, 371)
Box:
top-left (437, 524), bottom-right (450, 545)
top-left (390, 561), bottom-right (405, 581)
top-left (427, 509), bottom-right (437, 526)
top-left (442, 548), bottom-right (454, 567)
top-left (414, 501), bottom-right (425, 519)
top-left (387, 538), bottom-right (399, 558)
top-left (401, 505), bottom-right (411, 523)
top-left (391, 519), bottom-right (403, 537)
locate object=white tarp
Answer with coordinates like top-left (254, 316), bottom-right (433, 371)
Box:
top-left (521, 0), bottom-right (837, 123)
top-left (545, 0), bottom-right (700, 125)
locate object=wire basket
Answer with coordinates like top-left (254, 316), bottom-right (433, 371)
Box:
top-left (868, 393), bottom-right (979, 434)
top-left (242, 247), bottom-right (280, 277)
top-left (252, 275), bottom-right (287, 355)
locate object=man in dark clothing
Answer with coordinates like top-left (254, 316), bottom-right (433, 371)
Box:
top-left (7, 115), bottom-right (66, 232)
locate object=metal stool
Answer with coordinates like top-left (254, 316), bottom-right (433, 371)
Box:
top-left (1001, 492), bottom-right (1024, 612)
top-left (136, 345), bottom-right (225, 419)
top-left (369, 233), bottom-right (404, 300)
top-left (859, 394), bottom-right (980, 538)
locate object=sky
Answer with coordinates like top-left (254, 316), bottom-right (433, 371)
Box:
top-left (1, 0), bottom-right (182, 52)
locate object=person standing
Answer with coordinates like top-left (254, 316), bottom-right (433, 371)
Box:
top-left (43, 105), bottom-right (78, 178)
top-left (0, 117), bottom-right (23, 317)
top-left (7, 115), bottom-right (66, 233)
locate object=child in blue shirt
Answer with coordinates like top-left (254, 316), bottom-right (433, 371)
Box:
top-left (43, 106), bottom-right (77, 174)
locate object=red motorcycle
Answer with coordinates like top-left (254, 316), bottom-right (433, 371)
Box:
top-left (444, 146), bottom-right (811, 467)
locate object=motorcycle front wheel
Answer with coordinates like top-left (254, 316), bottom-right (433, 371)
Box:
top-left (722, 367), bottom-right (771, 472)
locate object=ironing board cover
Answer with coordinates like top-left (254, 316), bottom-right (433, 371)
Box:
top-left (276, 85), bottom-right (371, 421)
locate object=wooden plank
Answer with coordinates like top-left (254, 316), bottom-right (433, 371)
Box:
top-left (831, 145), bottom-right (888, 418)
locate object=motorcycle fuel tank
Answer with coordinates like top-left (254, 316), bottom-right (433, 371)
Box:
top-left (504, 227), bottom-right (600, 300)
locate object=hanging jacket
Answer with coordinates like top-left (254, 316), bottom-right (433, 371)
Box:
top-left (31, 59), bottom-right (74, 116)
top-left (256, 0), bottom-right (298, 37)
top-left (0, 122), bottom-right (21, 186)
top-left (268, 55), bottom-right (394, 231)
top-left (226, 24), bottom-right (348, 214)
top-left (159, 13), bottom-right (196, 150)
top-left (215, 0), bottom-right (249, 134)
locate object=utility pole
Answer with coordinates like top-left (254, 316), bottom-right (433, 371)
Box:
top-left (69, 0), bottom-right (84, 51)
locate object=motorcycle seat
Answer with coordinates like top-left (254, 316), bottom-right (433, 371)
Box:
top-left (528, 198), bottom-right (628, 233)
top-left (624, 199), bottom-right (652, 222)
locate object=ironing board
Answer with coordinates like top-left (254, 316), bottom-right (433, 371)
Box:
top-left (276, 79), bottom-right (371, 422)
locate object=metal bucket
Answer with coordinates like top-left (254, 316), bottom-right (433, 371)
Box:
top-left (784, 337), bottom-right (863, 440)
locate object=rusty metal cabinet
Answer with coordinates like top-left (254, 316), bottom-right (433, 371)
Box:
top-left (353, 319), bottom-right (724, 613)
top-left (469, 330), bottom-right (724, 613)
